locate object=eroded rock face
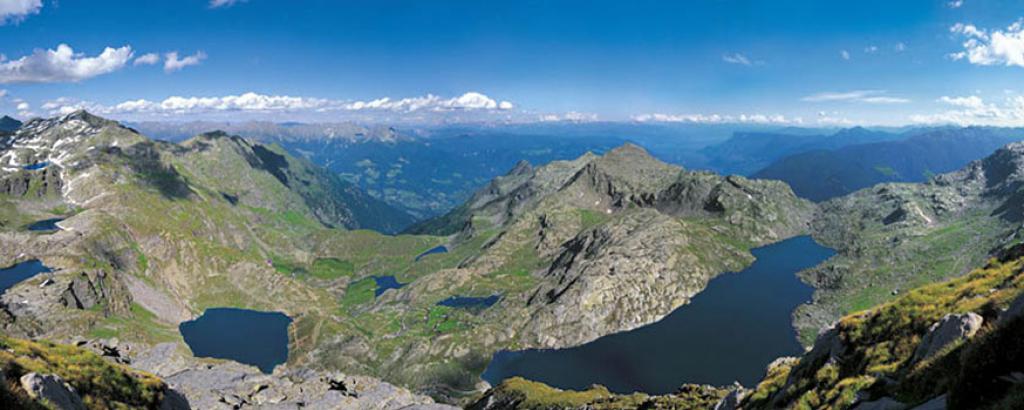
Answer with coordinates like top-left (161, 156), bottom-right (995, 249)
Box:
top-left (521, 210), bottom-right (713, 347)
top-left (20, 372), bottom-right (87, 410)
top-left (912, 312), bottom-right (983, 364)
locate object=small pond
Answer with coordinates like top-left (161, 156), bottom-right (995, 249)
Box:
top-left (415, 245), bottom-right (448, 262)
top-left (481, 235), bottom-right (835, 394)
top-left (179, 307), bottom-right (292, 373)
top-left (0, 260), bottom-right (52, 294)
top-left (437, 294), bottom-right (500, 308)
top-left (27, 218), bottom-right (64, 232)
top-left (22, 162), bottom-right (50, 171)
top-left (373, 275), bottom-right (405, 297)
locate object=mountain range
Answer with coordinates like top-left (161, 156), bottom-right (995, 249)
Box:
top-left (3, 112), bottom-right (1024, 409)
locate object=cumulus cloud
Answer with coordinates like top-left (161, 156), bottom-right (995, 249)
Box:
top-left (949, 0), bottom-right (964, 8)
top-left (0, 44), bottom-right (134, 84)
top-left (632, 112), bottom-right (798, 124)
top-left (16, 101), bottom-right (28, 111)
top-left (801, 90), bottom-right (910, 104)
top-left (841, 50), bottom-right (851, 60)
top-left (910, 95), bottom-right (1024, 126)
top-left (133, 53), bottom-right (160, 66)
top-left (164, 51), bottom-right (206, 72)
top-left (39, 91), bottom-right (517, 122)
top-left (0, 0), bottom-right (41, 25)
top-left (210, 0), bottom-right (246, 8)
top-left (342, 92), bottom-right (513, 112)
top-left (950, 20), bottom-right (1024, 67)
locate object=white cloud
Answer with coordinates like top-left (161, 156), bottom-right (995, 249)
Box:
top-left (895, 42), bottom-right (906, 52)
top-left (210, 0), bottom-right (246, 8)
top-left (0, 0), bottom-right (41, 25)
top-left (722, 53), bottom-right (752, 66)
top-left (841, 50), bottom-right (851, 60)
top-left (538, 111), bottom-right (598, 123)
top-left (164, 51), bottom-right (206, 72)
top-left (801, 90), bottom-right (910, 104)
top-left (0, 44), bottom-right (134, 84)
top-left (816, 111), bottom-right (853, 126)
top-left (910, 95), bottom-right (1024, 126)
top-left (16, 101), bottom-right (28, 111)
top-left (39, 91), bottom-right (517, 121)
top-left (864, 45), bottom-right (879, 53)
top-left (342, 92), bottom-right (513, 112)
top-left (632, 112), bottom-right (798, 124)
top-left (950, 20), bottom-right (1024, 67)
top-left (938, 95), bottom-right (985, 109)
top-left (948, 0), bottom-right (964, 8)
top-left (0, 89), bottom-right (6, 99)
top-left (133, 53), bottom-right (161, 66)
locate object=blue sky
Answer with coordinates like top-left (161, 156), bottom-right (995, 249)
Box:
top-left (2, 0), bottom-right (1024, 125)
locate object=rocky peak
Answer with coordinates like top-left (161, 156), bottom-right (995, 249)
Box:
top-left (509, 159), bottom-right (533, 176)
top-left (0, 115), bottom-right (22, 133)
top-left (932, 140), bottom-right (1024, 197)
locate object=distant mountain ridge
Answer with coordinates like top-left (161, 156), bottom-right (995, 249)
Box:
top-left (699, 126), bottom-right (906, 175)
top-left (0, 115), bottom-right (21, 134)
top-left (753, 127), bottom-right (1024, 201)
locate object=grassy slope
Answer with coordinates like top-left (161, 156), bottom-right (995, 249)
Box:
top-left (746, 247), bottom-right (1024, 409)
top-left (0, 336), bottom-right (167, 409)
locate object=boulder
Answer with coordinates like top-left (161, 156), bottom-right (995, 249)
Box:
top-left (19, 372), bottom-right (87, 410)
top-left (714, 383), bottom-right (747, 410)
top-left (912, 313), bottom-right (983, 363)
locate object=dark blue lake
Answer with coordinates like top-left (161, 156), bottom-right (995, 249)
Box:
top-left (0, 260), bottom-right (52, 294)
top-left (481, 235), bottom-right (834, 394)
top-left (374, 275), bottom-right (405, 297)
top-left (179, 308), bottom-right (292, 373)
top-left (438, 295), bottom-right (500, 308)
top-left (27, 218), bottom-right (64, 231)
top-left (415, 245), bottom-right (448, 262)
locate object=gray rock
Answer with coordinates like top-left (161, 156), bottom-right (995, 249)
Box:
top-left (999, 292), bottom-right (1024, 325)
top-left (909, 394), bottom-right (947, 410)
top-left (852, 396), bottom-right (906, 410)
top-left (19, 372), bottom-right (87, 410)
top-left (713, 384), bottom-right (747, 410)
top-left (912, 313), bottom-right (983, 363)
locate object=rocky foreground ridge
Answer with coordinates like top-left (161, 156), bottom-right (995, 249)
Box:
top-left (0, 334), bottom-right (456, 409)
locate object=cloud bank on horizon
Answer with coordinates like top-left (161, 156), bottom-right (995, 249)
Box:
top-left (4, 0), bottom-right (1024, 126)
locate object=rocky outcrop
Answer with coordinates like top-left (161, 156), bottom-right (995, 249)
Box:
top-left (19, 372), bottom-right (87, 410)
top-left (59, 270), bottom-right (130, 311)
top-left (126, 343), bottom-right (457, 410)
top-left (911, 312), bottom-right (983, 364)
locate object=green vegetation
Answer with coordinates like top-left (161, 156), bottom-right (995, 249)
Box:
top-left (88, 304), bottom-right (180, 344)
top-left (749, 246), bottom-right (1024, 409)
top-left (0, 336), bottom-right (167, 409)
top-left (309, 257), bottom-right (355, 280)
top-left (468, 377), bottom-right (728, 410)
